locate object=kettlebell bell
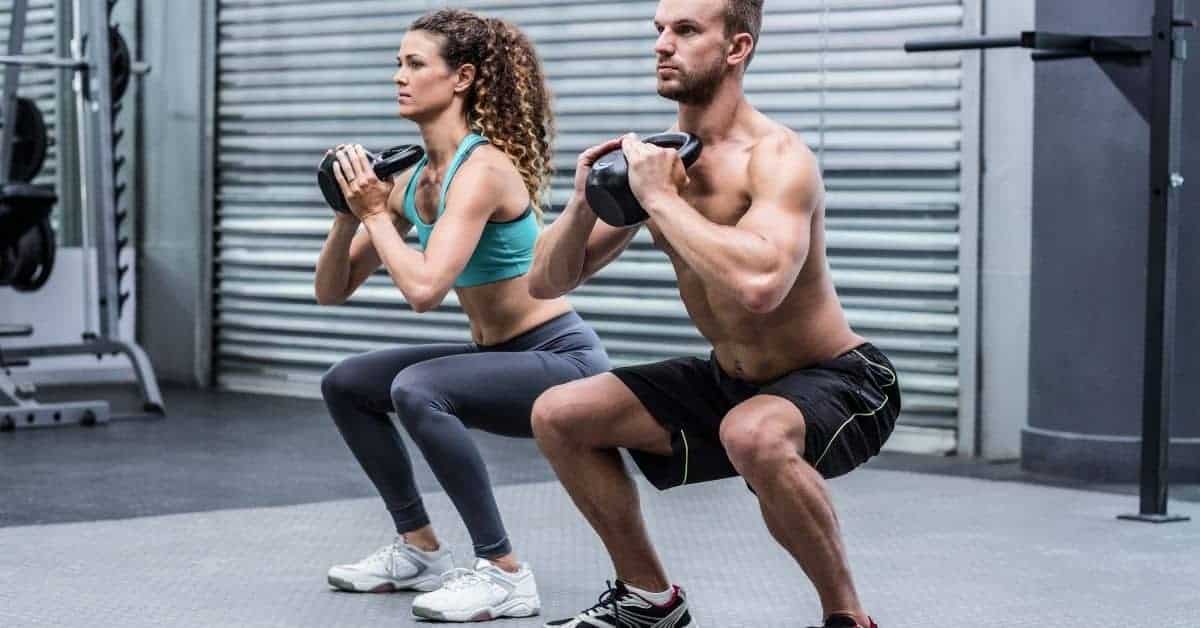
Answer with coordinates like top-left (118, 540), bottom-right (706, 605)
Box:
top-left (584, 132), bottom-right (702, 227)
top-left (317, 144), bottom-right (425, 214)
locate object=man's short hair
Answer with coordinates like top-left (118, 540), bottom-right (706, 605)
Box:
top-left (723, 0), bottom-right (764, 67)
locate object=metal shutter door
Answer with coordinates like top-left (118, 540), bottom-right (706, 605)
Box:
top-left (214, 0), bottom-right (969, 437)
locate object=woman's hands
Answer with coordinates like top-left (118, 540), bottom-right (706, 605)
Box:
top-left (331, 144), bottom-right (393, 221)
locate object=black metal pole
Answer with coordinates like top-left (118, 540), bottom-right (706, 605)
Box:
top-left (0, 0), bottom-right (30, 180)
top-left (902, 5), bottom-right (1192, 524)
top-left (1120, 0), bottom-right (1190, 523)
top-left (904, 35), bottom-right (1022, 53)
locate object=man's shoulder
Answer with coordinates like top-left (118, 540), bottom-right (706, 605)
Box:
top-left (745, 121), bottom-right (819, 195)
top-left (748, 120), bottom-right (814, 170)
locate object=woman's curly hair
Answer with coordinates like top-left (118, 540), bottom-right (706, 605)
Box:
top-left (410, 9), bottom-right (555, 222)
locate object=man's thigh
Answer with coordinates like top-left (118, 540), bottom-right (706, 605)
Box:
top-left (538, 372), bottom-right (673, 456)
top-left (608, 355), bottom-right (743, 490)
top-left (760, 346), bottom-right (901, 479)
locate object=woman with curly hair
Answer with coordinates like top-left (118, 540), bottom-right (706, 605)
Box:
top-left (314, 9), bottom-right (610, 621)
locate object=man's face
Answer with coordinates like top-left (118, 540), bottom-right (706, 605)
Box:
top-left (653, 0), bottom-right (731, 104)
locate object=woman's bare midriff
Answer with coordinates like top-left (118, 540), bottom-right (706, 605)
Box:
top-left (457, 273), bottom-right (574, 346)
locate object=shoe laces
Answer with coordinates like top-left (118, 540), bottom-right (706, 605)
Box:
top-left (361, 537), bottom-right (408, 573)
top-left (362, 539), bottom-right (398, 565)
top-left (578, 581), bottom-right (625, 621)
top-left (440, 567), bottom-right (486, 592)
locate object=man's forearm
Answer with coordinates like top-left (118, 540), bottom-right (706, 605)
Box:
top-left (531, 195), bottom-right (597, 296)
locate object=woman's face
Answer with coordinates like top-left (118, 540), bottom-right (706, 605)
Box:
top-left (393, 30), bottom-right (471, 121)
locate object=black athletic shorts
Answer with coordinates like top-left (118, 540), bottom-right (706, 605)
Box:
top-left (611, 343), bottom-right (901, 489)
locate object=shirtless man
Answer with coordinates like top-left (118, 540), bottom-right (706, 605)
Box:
top-left (527, 1), bottom-right (900, 626)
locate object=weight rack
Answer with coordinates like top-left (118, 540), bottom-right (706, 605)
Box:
top-left (1, 0), bottom-right (160, 428)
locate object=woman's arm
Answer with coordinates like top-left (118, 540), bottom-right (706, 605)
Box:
top-left (314, 157), bottom-right (415, 305)
top-left (333, 144), bottom-right (503, 312)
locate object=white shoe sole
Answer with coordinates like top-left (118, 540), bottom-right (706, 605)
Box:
top-left (327, 568), bottom-right (443, 593)
top-left (412, 595), bottom-right (541, 622)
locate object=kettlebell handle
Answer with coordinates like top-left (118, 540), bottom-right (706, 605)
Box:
top-left (644, 132), bottom-right (702, 169)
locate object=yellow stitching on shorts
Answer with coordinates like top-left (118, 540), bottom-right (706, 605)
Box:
top-left (812, 350), bottom-right (899, 471)
top-left (679, 430), bottom-right (690, 486)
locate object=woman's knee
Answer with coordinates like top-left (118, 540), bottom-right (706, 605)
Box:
top-left (321, 359), bottom-right (359, 403)
top-left (390, 369), bottom-right (448, 427)
top-left (321, 359), bottom-right (382, 431)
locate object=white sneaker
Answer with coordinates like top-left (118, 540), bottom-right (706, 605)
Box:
top-left (327, 536), bottom-right (452, 593)
top-left (411, 558), bottom-right (541, 622)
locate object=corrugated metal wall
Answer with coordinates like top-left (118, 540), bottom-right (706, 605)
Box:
top-left (1, 0), bottom-right (61, 230)
top-left (214, 0), bottom-right (968, 433)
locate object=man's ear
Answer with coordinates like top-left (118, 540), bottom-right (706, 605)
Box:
top-left (727, 33), bottom-right (754, 68)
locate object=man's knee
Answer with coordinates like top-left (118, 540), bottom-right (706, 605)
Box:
top-left (531, 384), bottom-right (580, 445)
top-left (719, 406), bottom-right (804, 475)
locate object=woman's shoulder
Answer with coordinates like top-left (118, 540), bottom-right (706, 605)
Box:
top-left (462, 142), bottom-right (525, 187)
top-left (470, 141), bottom-right (517, 168)
top-left (451, 142), bottom-right (530, 213)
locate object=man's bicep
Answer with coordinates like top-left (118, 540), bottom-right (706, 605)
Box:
top-left (739, 150), bottom-right (820, 262)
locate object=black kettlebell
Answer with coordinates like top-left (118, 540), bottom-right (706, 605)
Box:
top-left (317, 144), bottom-right (425, 214)
top-left (584, 132), bottom-right (703, 227)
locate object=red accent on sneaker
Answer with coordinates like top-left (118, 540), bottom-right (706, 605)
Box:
top-left (826, 614), bottom-right (877, 628)
top-left (655, 585), bottom-right (681, 609)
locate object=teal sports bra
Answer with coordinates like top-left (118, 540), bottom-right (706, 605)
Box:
top-left (401, 133), bottom-right (539, 288)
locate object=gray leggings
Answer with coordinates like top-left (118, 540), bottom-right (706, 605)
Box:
top-left (320, 311), bottom-right (610, 559)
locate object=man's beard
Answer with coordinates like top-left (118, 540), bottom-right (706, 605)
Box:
top-left (658, 57), bottom-right (725, 105)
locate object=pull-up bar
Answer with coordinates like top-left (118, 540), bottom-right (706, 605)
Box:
top-left (907, 2), bottom-right (1194, 524)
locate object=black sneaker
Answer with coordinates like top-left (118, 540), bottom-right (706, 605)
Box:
top-left (544, 580), bottom-right (694, 627)
top-left (808, 614), bottom-right (878, 628)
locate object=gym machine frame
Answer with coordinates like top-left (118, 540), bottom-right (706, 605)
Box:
top-left (1, 0), bottom-right (160, 428)
top-left (906, 0), bottom-right (1193, 523)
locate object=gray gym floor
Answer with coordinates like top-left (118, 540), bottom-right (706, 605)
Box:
top-left (2, 386), bottom-right (1198, 627)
